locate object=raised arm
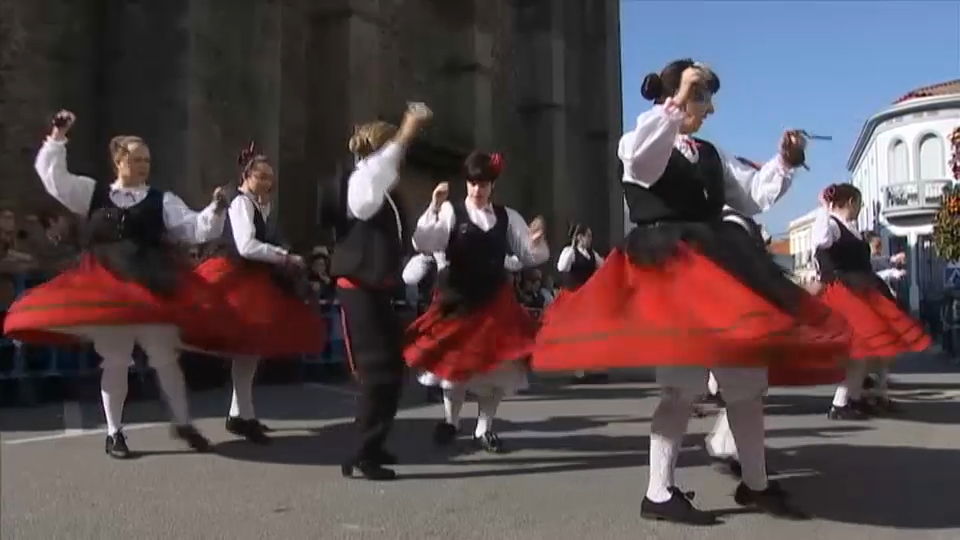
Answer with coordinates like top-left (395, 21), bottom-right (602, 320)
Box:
top-left (411, 200), bottom-right (455, 253)
top-left (34, 138), bottom-right (97, 216)
top-left (346, 142), bottom-right (405, 220)
top-left (556, 246), bottom-right (576, 272)
top-left (617, 100), bottom-right (685, 186)
top-left (505, 207), bottom-right (549, 267)
top-left (504, 254), bottom-right (523, 272)
top-left (721, 131), bottom-right (807, 216)
top-left (228, 195), bottom-right (288, 264)
top-left (162, 192), bottom-right (226, 245)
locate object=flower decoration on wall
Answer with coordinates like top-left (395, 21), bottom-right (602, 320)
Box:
top-left (933, 126), bottom-right (960, 261)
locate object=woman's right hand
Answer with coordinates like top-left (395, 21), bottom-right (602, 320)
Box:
top-left (674, 67), bottom-right (706, 107)
top-left (50, 110), bottom-right (76, 141)
top-left (430, 182), bottom-right (449, 208)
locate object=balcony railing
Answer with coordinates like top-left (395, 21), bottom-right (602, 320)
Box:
top-left (882, 179), bottom-right (952, 217)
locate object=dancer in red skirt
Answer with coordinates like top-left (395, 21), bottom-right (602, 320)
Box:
top-left (3, 111), bottom-right (233, 458)
top-left (555, 223), bottom-right (607, 384)
top-left (810, 183), bottom-right (931, 420)
top-left (530, 59), bottom-right (853, 524)
top-left (182, 142), bottom-right (325, 444)
top-left (405, 151), bottom-right (549, 453)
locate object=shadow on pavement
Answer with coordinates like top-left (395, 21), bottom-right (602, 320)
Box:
top-left (775, 443), bottom-right (960, 529)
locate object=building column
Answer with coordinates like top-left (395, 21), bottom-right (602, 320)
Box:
top-left (908, 231), bottom-right (920, 312)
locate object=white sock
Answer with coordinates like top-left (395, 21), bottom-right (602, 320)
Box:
top-left (474, 391), bottom-right (503, 437)
top-left (725, 398), bottom-right (768, 492)
top-left (645, 391), bottom-right (692, 503)
top-left (100, 363), bottom-right (128, 436)
top-left (707, 372), bottom-right (719, 396)
top-left (152, 359), bottom-right (191, 426)
top-left (832, 362), bottom-right (867, 407)
top-left (706, 408), bottom-right (737, 459)
top-left (442, 387), bottom-right (466, 427)
top-left (229, 357), bottom-right (259, 419)
top-left (876, 365), bottom-right (890, 398)
top-left (831, 384), bottom-right (849, 407)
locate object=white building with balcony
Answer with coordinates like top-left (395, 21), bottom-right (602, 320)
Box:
top-left (788, 208), bottom-right (820, 284)
top-left (848, 80), bottom-right (960, 311)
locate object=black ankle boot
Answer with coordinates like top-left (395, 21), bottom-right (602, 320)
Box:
top-left (827, 403), bottom-right (868, 420)
top-left (640, 487), bottom-right (719, 525)
top-left (733, 482), bottom-right (808, 520)
top-left (474, 431), bottom-right (505, 453)
top-left (105, 431), bottom-right (131, 459)
top-left (370, 448), bottom-right (398, 466)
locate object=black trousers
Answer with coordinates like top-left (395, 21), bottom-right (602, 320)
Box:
top-left (337, 285), bottom-right (406, 462)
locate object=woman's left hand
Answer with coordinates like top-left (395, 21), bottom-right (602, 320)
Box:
top-left (780, 130), bottom-right (807, 168)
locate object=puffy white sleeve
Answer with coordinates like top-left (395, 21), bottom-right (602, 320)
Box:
top-left (505, 207), bottom-right (549, 267)
top-left (34, 138), bottom-right (97, 216)
top-left (228, 196), bottom-right (288, 264)
top-left (617, 100), bottom-right (685, 187)
top-left (503, 254), bottom-right (523, 272)
top-left (719, 149), bottom-right (797, 216)
top-left (556, 246), bottom-right (576, 272)
top-left (811, 209), bottom-right (841, 249)
top-left (346, 142), bottom-right (404, 221)
top-left (402, 253), bottom-right (434, 285)
top-left (162, 193), bottom-right (225, 245)
top-left (411, 201), bottom-right (456, 253)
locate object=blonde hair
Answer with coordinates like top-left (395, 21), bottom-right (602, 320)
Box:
top-left (108, 135), bottom-right (146, 170)
top-left (347, 121), bottom-right (397, 159)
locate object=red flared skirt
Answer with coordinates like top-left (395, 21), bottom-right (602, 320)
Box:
top-left (767, 364), bottom-right (845, 387)
top-left (3, 253), bottom-right (241, 348)
top-left (404, 283), bottom-right (538, 383)
top-left (817, 282), bottom-right (931, 360)
top-left (182, 257), bottom-right (326, 358)
top-left (531, 248), bottom-right (852, 372)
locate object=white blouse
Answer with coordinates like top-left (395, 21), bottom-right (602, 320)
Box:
top-left (401, 252), bottom-right (523, 285)
top-left (34, 138), bottom-right (224, 245)
top-left (228, 190), bottom-right (287, 264)
top-left (556, 245), bottom-right (604, 272)
top-left (412, 198), bottom-right (549, 268)
top-left (617, 100), bottom-right (797, 216)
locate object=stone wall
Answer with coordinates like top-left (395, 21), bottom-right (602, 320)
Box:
top-left (0, 0), bottom-right (622, 253)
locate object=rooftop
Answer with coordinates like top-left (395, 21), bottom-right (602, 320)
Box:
top-left (892, 79), bottom-right (960, 104)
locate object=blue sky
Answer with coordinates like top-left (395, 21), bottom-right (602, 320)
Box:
top-left (620, 1), bottom-right (960, 236)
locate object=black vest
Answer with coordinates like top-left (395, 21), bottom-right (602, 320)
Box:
top-left (816, 217), bottom-right (872, 282)
top-left (622, 139), bottom-right (725, 226)
top-left (437, 202), bottom-right (510, 315)
top-left (562, 247), bottom-right (597, 290)
top-left (328, 174), bottom-right (407, 287)
top-left (721, 207), bottom-right (766, 248)
top-left (215, 190), bottom-right (284, 259)
top-left (83, 182), bottom-right (176, 295)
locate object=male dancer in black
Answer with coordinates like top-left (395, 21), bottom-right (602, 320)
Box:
top-left (329, 102), bottom-right (432, 481)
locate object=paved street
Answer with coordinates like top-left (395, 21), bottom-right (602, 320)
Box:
top-left (3, 358), bottom-right (959, 540)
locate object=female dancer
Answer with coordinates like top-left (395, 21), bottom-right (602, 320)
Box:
top-left (812, 183), bottom-right (930, 420)
top-left (530, 60), bottom-right (852, 524)
top-left (329, 102), bottom-right (433, 481)
top-left (405, 151), bottom-right (549, 453)
top-left (555, 224), bottom-right (606, 383)
top-left (4, 111), bottom-right (233, 458)
top-left (183, 142), bottom-right (326, 444)
top-left (862, 232), bottom-right (907, 412)
top-left (403, 250), bottom-right (529, 451)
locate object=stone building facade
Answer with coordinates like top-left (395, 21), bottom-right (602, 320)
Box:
top-left (0, 0), bottom-right (622, 254)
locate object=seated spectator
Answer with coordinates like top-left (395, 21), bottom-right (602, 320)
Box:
top-left (27, 211), bottom-right (79, 273)
top-left (307, 245), bottom-right (334, 300)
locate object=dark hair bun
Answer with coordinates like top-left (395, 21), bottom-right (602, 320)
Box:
top-left (640, 73), bottom-right (663, 101)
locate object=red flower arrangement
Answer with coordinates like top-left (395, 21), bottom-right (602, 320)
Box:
top-left (933, 126), bottom-right (960, 261)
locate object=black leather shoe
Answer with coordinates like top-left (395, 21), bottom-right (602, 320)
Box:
top-left (370, 448), bottom-right (398, 466)
top-left (733, 482), bottom-right (808, 520)
top-left (226, 417), bottom-right (272, 445)
top-left (474, 431), bottom-right (505, 453)
top-left (433, 422), bottom-right (458, 446)
top-left (171, 424), bottom-right (211, 452)
top-left (105, 431), bottom-right (131, 459)
top-left (640, 487), bottom-right (719, 525)
top-left (827, 404), bottom-right (868, 420)
top-left (341, 460), bottom-right (397, 481)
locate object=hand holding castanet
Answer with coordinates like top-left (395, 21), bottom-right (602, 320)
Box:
top-left (49, 110), bottom-right (76, 140)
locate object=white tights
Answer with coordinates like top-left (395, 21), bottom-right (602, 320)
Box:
top-left (229, 356), bottom-right (259, 419)
top-left (442, 387), bottom-right (504, 437)
top-left (89, 325), bottom-right (191, 436)
top-left (832, 361), bottom-right (868, 407)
